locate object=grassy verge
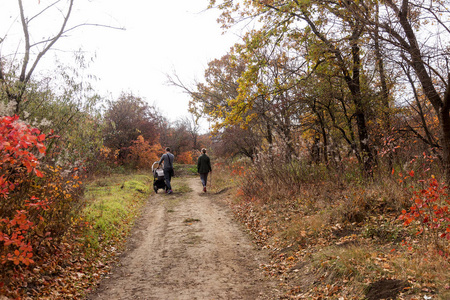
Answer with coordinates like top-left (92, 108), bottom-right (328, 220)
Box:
top-left (26, 171), bottom-right (153, 299)
top-left (81, 172), bottom-right (152, 253)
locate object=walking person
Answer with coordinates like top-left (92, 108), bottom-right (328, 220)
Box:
top-left (158, 147), bottom-right (175, 194)
top-left (197, 148), bottom-right (212, 193)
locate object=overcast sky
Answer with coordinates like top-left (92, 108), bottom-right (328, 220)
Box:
top-left (0, 0), bottom-right (245, 129)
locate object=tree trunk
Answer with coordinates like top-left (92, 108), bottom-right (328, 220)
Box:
top-left (266, 122), bottom-right (273, 153)
top-left (316, 108), bottom-right (328, 164)
top-left (394, 2), bottom-right (450, 181)
top-left (320, 114), bottom-right (329, 164)
top-left (348, 39), bottom-right (374, 176)
top-left (441, 110), bottom-right (450, 184)
top-left (442, 77), bottom-right (450, 184)
top-left (374, 3), bottom-right (390, 130)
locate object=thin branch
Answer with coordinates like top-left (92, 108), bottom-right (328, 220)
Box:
top-left (62, 23), bottom-right (126, 34)
top-left (28, 0), bottom-right (62, 23)
top-left (30, 23), bottom-right (125, 48)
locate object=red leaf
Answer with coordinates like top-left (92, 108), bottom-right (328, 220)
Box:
top-left (34, 169), bottom-right (44, 178)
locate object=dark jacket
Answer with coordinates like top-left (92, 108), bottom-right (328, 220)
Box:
top-left (197, 154), bottom-right (211, 174)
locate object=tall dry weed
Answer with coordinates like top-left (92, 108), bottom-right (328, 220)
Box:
top-left (239, 144), bottom-right (328, 204)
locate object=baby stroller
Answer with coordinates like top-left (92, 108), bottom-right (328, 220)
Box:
top-left (152, 161), bottom-right (167, 193)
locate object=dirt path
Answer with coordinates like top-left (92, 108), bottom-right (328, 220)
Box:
top-left (88, 177), bottom-right (281, 300)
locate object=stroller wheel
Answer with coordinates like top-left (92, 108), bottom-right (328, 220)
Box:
top-left (153, 185), bottom-right (158, 193)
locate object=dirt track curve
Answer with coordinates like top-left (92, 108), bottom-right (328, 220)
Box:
top-left (88, 177), bottom-right (281, 300)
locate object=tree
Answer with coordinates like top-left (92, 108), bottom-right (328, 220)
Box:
top-left (169, 54), bottom-right (243, 127)
top-left (331, 0), bottom-right (450, 181)
top-left (169, 119), bottom-right (193, 156)
top-left (103, 93), bottom-right (161, 159)
top-left (212, 125), bottom-right (263, 160)
top-left (179, 115), bottom-right (201, 151)
top-left (208, 0), bottom-right (381, 174)
top-left (0, 0), bottom-right (123, 114)
top-left (169, 54), bottom-right (259, 155)
top-left (0, 0), bottom-right (75, 113)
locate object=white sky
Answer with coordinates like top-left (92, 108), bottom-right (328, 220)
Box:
top-left (0, 0), bottom-right (245, 129)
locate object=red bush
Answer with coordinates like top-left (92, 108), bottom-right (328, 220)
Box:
top-left (0, 115), bottom-right (47, 266)
top-left (399, 174), bottom-right (450, 254)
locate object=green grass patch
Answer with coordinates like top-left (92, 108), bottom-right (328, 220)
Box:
top-left (173, 163), bottom-right (197, 176)
top-left (81, 172), bottom-right (152, 253)
top-left (188, 166), bottom-right (197, 174)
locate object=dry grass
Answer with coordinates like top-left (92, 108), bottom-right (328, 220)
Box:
top-left (213, 159), bottom-right (450, 299)
top-left (390, 249), bottom-right (450, 298)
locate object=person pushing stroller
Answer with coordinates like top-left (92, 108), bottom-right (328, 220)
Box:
top-left (157, 147), bottom-right (174, 194)
top-left (197, 148), bottom-right (212, 193)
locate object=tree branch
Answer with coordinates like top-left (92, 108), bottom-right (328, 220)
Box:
top-left (24, 0), bottom-right (74, 85)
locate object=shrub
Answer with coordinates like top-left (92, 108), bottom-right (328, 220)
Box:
top-left (0, 115), bottom-right (46, 268)
top-left (127, 135), bottom-right (163, 169)
top-left (0, 115), bottom-right (84, 293)
top-left (177, 150), bottom-right (195, 164)
top-left (399, 174), bottom-right (450, 254)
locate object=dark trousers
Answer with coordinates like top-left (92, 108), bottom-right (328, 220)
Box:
top-left (200, 173), bottom-right (208, 187)
top-left (164, 168), bottom-right (173, 190)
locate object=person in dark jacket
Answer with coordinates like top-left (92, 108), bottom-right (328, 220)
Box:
top-left (158, 147), bottom-right (174, 194)
top-left (197, 148), bottom-right (212, 193)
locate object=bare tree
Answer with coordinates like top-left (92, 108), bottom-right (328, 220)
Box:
top-left (179, 115), bottom-right (201, 150)
top-left (0, 0), bottom-right (123, 114)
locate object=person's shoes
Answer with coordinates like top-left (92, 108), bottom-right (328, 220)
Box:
top-left (168, 189), bottom-right (173, 194)
top-left (203, 186), bottom-right (207, 193)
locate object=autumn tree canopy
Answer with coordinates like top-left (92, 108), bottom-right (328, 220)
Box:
top-left (191, 0), bottom-right (450, 180)
top-left (103, 93), bottom-right (162, 156)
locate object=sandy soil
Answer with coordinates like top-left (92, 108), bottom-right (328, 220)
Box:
top-left (87, 177), bottom-right (281, 300)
